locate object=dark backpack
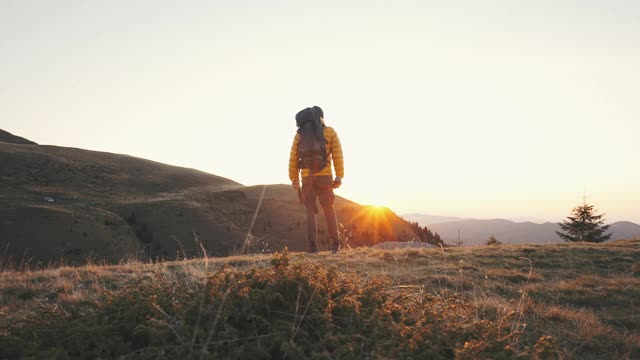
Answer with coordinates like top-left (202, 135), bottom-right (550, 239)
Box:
top-left (296, 109), bottom-right (328, 173)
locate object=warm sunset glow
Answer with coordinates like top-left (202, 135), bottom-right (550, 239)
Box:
top-left (367, 205), bottom-right (387, 213)
top-left (2, 1), bottom-right (639, 223)
top-left (360, 207), bottom-right (393, 238)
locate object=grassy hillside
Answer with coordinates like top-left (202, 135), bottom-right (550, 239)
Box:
top-left (0, 129), bottom-right (37, 145)
top-left (0, 141), bottom-right (242, 265)
top-left (1, 240), bottom-right (638, 359)
top-left (0, 140), bottom-right (412, 266)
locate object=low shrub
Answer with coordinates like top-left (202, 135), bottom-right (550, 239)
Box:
top-left (1, 250), bottom-right (551, 359)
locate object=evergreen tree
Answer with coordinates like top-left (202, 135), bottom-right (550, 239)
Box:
top-left (556, 202), bottom-right (612, 243)
top-left (407, 221), bottom-right (444, 246)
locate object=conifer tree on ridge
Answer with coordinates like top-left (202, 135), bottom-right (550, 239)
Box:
top-left (556, 200), bottom-right (612, 243)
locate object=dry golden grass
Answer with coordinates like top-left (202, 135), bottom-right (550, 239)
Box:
top-left (0, 239), bottom-right (638, 359)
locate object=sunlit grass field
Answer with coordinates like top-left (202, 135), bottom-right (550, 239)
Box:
top-left (1, 240), bottom-right (639, 359)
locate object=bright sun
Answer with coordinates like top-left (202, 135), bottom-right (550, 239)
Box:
top-left (367, 204), bottom-right (387, 213)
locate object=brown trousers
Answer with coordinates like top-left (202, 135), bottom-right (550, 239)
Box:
top-left (301, 175), bottom-right (338, 251)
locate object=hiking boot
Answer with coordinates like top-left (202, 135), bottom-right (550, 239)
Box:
top-left (330, 241), bottom-right (339, 254)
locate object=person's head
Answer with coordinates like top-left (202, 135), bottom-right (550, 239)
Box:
top-left (295, 107), bottom-right (320, 128)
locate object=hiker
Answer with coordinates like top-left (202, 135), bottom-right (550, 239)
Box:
top-left (289, 106), bottom-right (344, 253)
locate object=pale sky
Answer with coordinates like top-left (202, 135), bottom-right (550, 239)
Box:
top-left (2, 0), bottom-right (639, 223)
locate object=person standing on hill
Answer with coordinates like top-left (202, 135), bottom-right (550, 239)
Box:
top-left (289, 106), bottom-right (344, 253)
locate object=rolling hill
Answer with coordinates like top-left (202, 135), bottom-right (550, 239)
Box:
top-left (0, 129), bottom-right (37, 145)
top-left (429, 219), bottom-right (562, 245)
top-left (0, 130), bottom-right (412, 266)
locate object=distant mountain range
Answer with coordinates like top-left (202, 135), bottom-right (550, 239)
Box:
top-left (403, 213), bottom-right (640, 246)
top-left (0, 129), bottom-right (411, 266)
top-left (402, 213), bottom-right (467, 226)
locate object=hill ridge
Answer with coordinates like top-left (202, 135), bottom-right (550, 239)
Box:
top-left (0, 129), bottom-right (37, 145)
top-left (0, 139), bottom-right (411, 266)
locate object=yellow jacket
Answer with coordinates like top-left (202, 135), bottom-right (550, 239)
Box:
top-left (289, 126), bottom-right (344, 182)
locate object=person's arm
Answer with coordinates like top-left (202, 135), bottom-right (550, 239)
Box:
top-left (327, 128), bottom-right (344, 184)
top-left (288, 133), bottom-right (301, 188)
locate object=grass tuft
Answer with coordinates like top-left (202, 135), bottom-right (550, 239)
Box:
top-left (0, 240), bottom-right (638, 359)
